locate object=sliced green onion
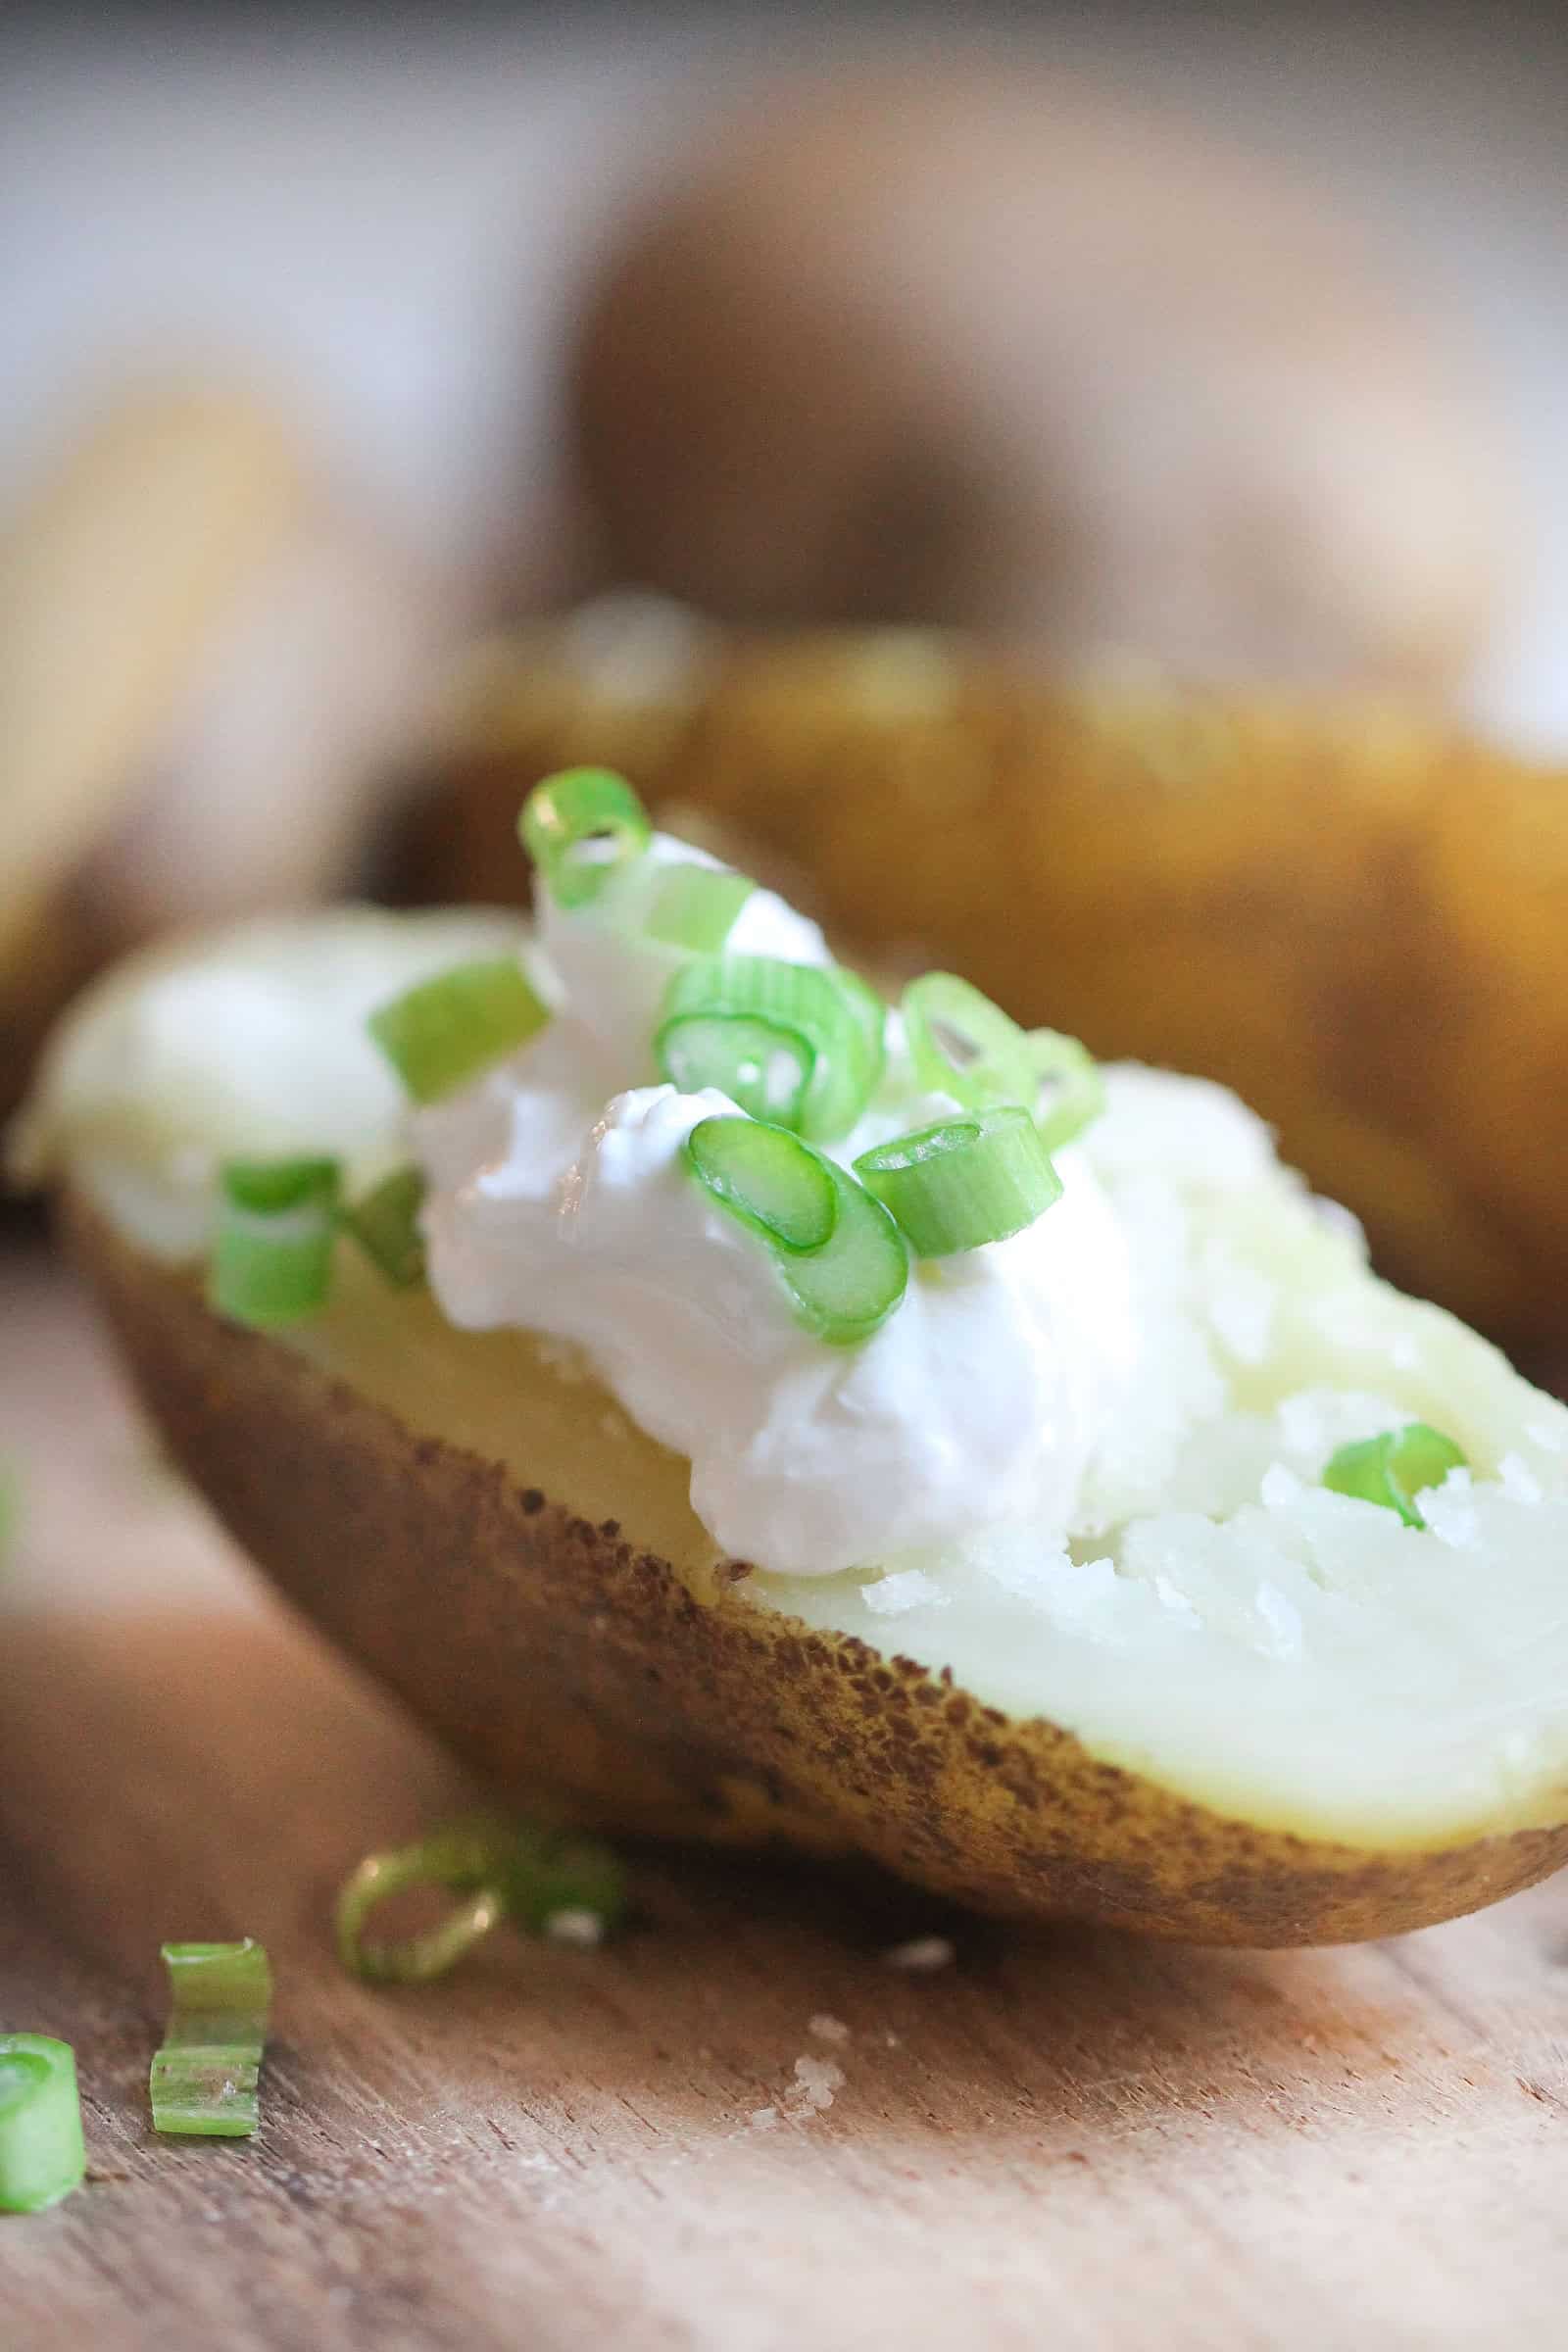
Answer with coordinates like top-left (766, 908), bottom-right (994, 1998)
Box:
top-left (343, 1164), bottom-right (427, 1289)
top-left (519, 767), bottom-right (653, 909)
top-left (686, 1116), bottom-right (837, 1252)
top-left (1321, 1424), bottom-right (1468, 1529)
top-left (644, 863), bottom-right (756, 954)
top-left (688, 1115), bottom-right (908, 1344)
top-left (658, 957), bottom-right (877, 1140)
top-left (836, 967), bottom-right (889, 1099)
top-left (0, 2036), bottom-right (85, 2213)
top-left (855, 1105), bottom-right (1063, 1256)
top-left (149, 1940), bottom-right (271, 2139)
top-left (368, 958), bottom-right (550, 1105)
top-left (904, 972), bottom-right (1035, 1113)
top-left (209, 1156), bottom-right (341, 1329)
top-left (334, 1817), bottom-right (626, 1985)
top-left (1026, 1029), bottom-right (1106, 1152)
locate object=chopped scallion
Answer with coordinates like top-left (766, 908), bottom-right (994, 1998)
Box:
top-left (149, 1939), bottom-right (271, 2138)
top-left (687, 1116), bottom-right (837, 1252)
top-left (519, 768), bottom-right (653, 909)
top-left (343, 1164), bottom-right (427, 1289)
top-left (644, 863), bottom-right (756, 954)
top-left (659, 957), bottom-right (878, 1140)
top-left (1321, 1424), bottom-right (1467, 1529)
top-left (334, 1818), bottom-right (625, 1985)
top-left (1026, 1028), bottom-right (1105, 1152)
top-left (209, 1157), bottom-right (341, 1329)
top-left (0, 2036), bottom-right (85, 2213)
top-left (368, 958), bottom-right (550, 1105)
top-left (903, 973), bottom-right (1035, 1113)
top-left (687, 1115), bottom-right (907, 1344)
top-left (855, 1105), bottom-right (1063, 1255)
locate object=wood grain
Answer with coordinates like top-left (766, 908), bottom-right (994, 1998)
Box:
top-left (4, 1234), bottom-right (1568, 2351)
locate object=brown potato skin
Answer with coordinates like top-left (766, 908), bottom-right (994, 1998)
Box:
top-left (418, 634), bottom-right (1568, 1355)
top-left (68, 1193), bottom-right (1568, 1947)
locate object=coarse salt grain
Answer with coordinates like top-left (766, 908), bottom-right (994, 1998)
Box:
top-left (884, 1936), bottom-right (956, 1973)
top-left (862, 1568), bottom-right (950, 1616)
top-left (545, 1908), bottom-right (606, 1948)
top-left (808, 2013), bottom-right (851, 2044)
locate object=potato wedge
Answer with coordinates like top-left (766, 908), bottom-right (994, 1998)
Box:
top-left (422, 619), bottom-right (1568, 1353)
top-left (22, 906), bottom-right (1568, 1948)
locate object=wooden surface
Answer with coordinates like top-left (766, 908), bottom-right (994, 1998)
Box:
top-left (4, 1232), bottom-right (1568, 2352)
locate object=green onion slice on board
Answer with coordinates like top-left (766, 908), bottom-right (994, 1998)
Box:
top-left (518, 768), bottom-right (653, 910)
top-left (149, 1939), bottom-right (272, 2139)
top-left (209, 1157), bottom-right (341, 1330)
top-left (334, 1818), bottom-right (626, 1985)
top-left (0, 2036), bottom-right (86, 2213)
top-left (368, 959), bottom-right (550, 1106)
top-left (687, 1115), bottom-right (908, 1344)
top-left (855, 1105), bottom-right (1063, 1257)
top-left (1322, 1424), bottom-right (1468, 1529)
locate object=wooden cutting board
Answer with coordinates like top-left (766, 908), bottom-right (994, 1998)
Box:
top-left (4, 1233), bottom-right (1567, 2351)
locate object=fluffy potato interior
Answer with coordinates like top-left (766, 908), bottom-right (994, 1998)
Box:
top-left (18, 910), bottom-right (1568, 1861)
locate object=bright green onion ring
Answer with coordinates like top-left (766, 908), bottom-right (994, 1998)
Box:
top-left (644, 863), bottom-right (756, 954)
top-left (343, 1164), bottom-right (427, 1290)
top-left (660, 1011), bottom-right (815, 1127)
top-left (903, 972), bottom-right (1036, 1113)
top-left (149, 1940), bottom-right (272, 2139)
top-left (658, 956), bottom-right (877, 1141)
top-left (334, 1818), bottom-right (626, 1986)
top-left (210, 1156), bottom-right (342, 1330)
top-left (518, 767), bottom-right (653, 910)
top-left (1026, 1028), bottom-right (1106, 1152)
top-left (368, 958), bottom-right (550, 1106)
top-left (1321, 1424), bottom-right (1468, 1529)
top-left (855, 1105), bottom-right (1063, 1257)
top-left (686, 1116), bottom-right (837, 1252)
top-left (0, 2036), bottom-right (86, 2213)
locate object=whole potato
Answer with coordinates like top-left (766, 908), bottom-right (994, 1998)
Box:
top-left (570, 66), bottom-right (1511, 691)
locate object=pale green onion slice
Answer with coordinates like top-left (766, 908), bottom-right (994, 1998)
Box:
top-left (658, 957), bottom-right (877, 1140)
top-left (519, 767), bottom-right (652, 909)
top-left (689, 1115), bottom-right (907, 1344)
top-left (903, 972), bottom-right (1035, 1113)
top-left (368, 958), bottom-right (550, 1105)
top-left (0, 2036), bottom-right (86, 2213)
top-left (149, 1939), bottom-right (271, 2138)
top-left (1026, 1028), bottom-right (1106, 1152)
top-left (1322, 1424), bottom-right (1467, 1529)
top-left (855, 1105), bottom-right (1063, 1256)
top-left (334, 1818), bottom-right (626, 1985)
top-left (343, 1164), bottom-right (427, 1289)
top-left (686, 1115), bottom-right (837, 1252)
top-left (836, 967), bottom-right (889, 1099)
top-left (209, 1156), bottom-right (341, 1329)
top-left (644, 863), bottom-right (756, 954)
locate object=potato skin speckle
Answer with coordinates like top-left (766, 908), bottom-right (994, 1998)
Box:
top-left (67, 1195), bottom-right (1568, 1947)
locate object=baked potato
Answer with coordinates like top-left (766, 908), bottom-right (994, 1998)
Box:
top-left (418, 612), bottom-right (1568, 1357)
top-left (570, 64), bottom-right (1511, 689)
top-left (18, 846), bottom-right (1568, 1948)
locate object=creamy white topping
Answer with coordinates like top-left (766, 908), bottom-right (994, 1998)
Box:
top-left (413, 832), bottom-right (1137, 1577)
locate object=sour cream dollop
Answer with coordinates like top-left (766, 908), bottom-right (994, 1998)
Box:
top-left (414, 836), bottom-right (1138, 1577)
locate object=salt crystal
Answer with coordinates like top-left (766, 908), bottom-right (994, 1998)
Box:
top-left (785, 2056), bottom-right (845, 2115)
top-left (884, 1936), bottom-right (956, 1973)
top-left (861, 1568), bottom-right (950, 1616)
top-left (1500, 1453), bottom-right (1544, 1506)
top-left (808, 2014), bottom-right (851, 2044)
top-left (545, 1908), bottom-right (605, 1948)
top-left (747, 2106), bottom-right (778, 2132)
top-left (1260, 1463), bottom-right (1303, 1512)
top-left (1418, 1467), bottom-right (1480, 1549)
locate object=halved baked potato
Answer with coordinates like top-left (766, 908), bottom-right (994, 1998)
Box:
top-left (419, 613), bottom-right (1568, 1355)
top-left (18, 899), bottom-right (1568, 1948)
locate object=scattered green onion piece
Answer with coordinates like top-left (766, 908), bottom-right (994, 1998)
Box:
top-left (209, 1157), bottom-right (341, 1329)
top-left (904, 972), bottom-right (1035, 1113)
top-left (644, 863), bottom-right (756, 954)
top-left (688, 1115), bottom-right (908, 1344)
top-left (1321, 1423), bottom-right (1468, 1529)
top-left (658, 956), bottom-right (877, 1139)
top-left (836, 967), bottom-right (889, 1099)
top-left (343, 1164), bottom-right (427, 1289)
top-left (334, 1818), bottom-right (626, 1986)
top-left (855, 1105), bottom-right (1063, 1256)
top-left (519, 767), bottom-right (653, 909)
top-left (1026, 1028), bottom-right (1106, 1152)
top-left (0, 2036), bottom-right (86, 2213)
top-left (368, 958), bottom-right (550, 1105)
top-left (149, 1940), bottom-right (271, 2139)
top-left (686, 1116), bottom-right (837, 1252)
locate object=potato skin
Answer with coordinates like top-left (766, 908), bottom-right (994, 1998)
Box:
top-left (68, 1193), bottom-right (1568, 1947)
top-left (420, 632), bottom-right (1568, 1354)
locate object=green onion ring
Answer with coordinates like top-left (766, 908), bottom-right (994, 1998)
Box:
top-left (0, 2036), bottom-right (86, 2213)
top-left (658, 956), bottom-right (878, 1140)
top-left (518, 768), bottom-right (653, 909)
top-left (1321, 1424), bottom-right (1468, 1528)
top-left (1026, 1028), bottom-right (1106, 1152)
top-left (903, 972), bottom-right (1036, 1113)
top-left (209, 1156), bottom-right (342, 1330)
top-left (688, 1115), bottom-right (908, 1344)
top-left (855, 1105), bottom-right (1063, 1256)
top-left (686, 1116), bottom-right (838, 1252)
top-left (334, 1818), bottom-right (626, 1986)
top-left (644, 863), bottom-right (756, 954)
top-left (368, 957), bottom-right (551, 1106)
top-left (149, 1940), bottom-right (272, 2139)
